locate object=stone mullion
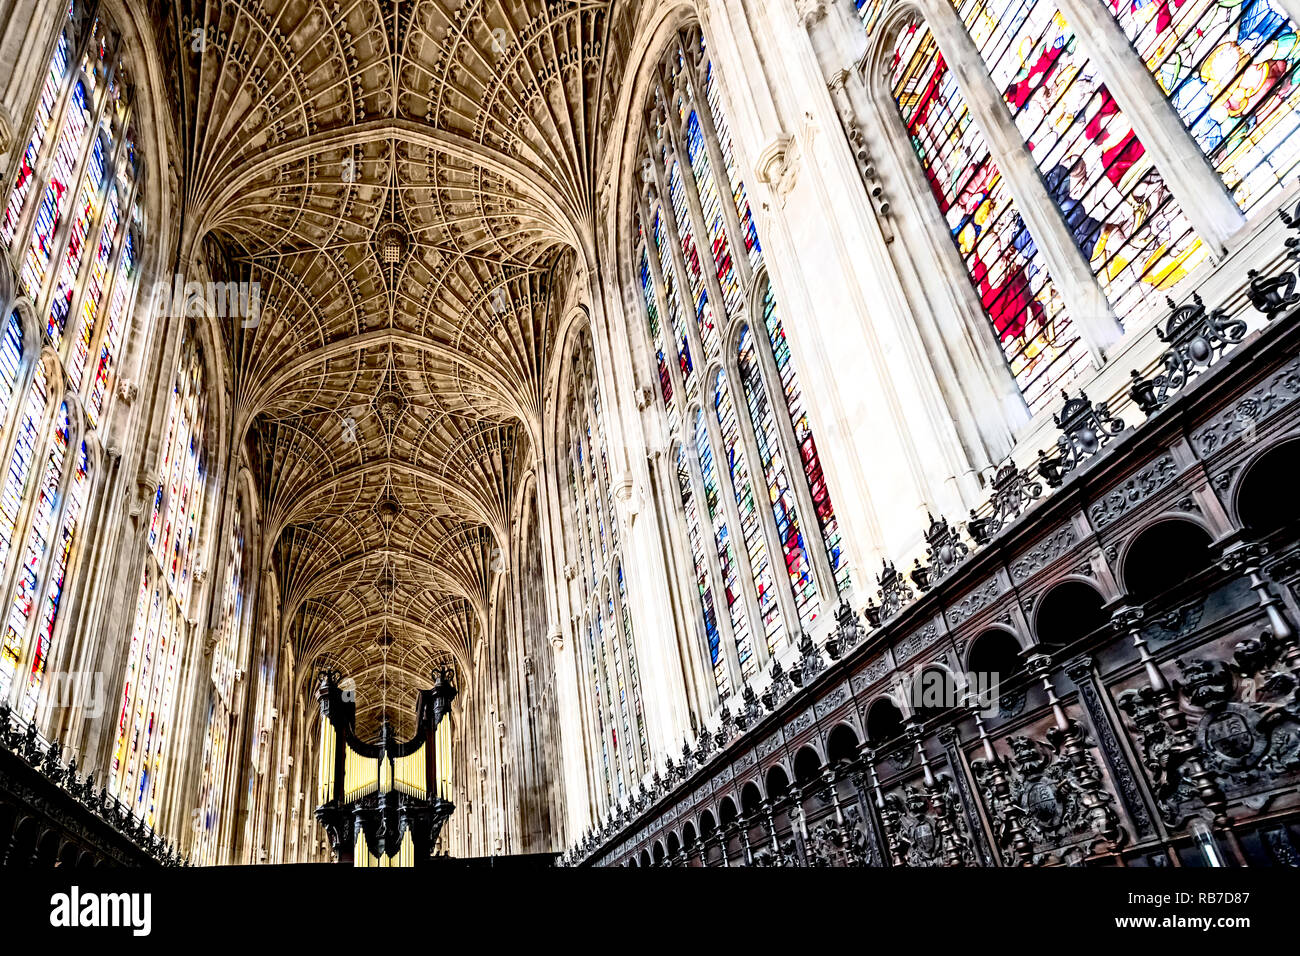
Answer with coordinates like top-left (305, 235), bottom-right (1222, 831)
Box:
top-left (539, 426), bottom-right (596, 839)
top-left (678, 416), bottom-right (745, 697)
top-left (511, 545), bottom-right (542, 849)
top-left (572, 548), bottom-right (609, 817)
top-left (695, 377), bottom-right (773, 685)
top-left (574, 421), bottom-right (618, 806)
top-left (744, 293), bottom-right (840, 611)
top-left (919, 0), bottom-right (1122, 362)
top-left (156, 615), bottom-right (203, 842)
top-left (680, 49), bottom-right (755, 291)
top-left (648, 446), bottom-right (716, 716)
top-left (646, 156), bottom-right (746, 698)
top-left (1052, 0), bottom-right (1244, 255)
top-left (38, 414), bottom-right (119, 743)
top-left (608, 565), bottom-right (646, 778)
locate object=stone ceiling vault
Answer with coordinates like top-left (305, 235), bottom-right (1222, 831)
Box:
top-left (169, 0), bottom-right (632, 736)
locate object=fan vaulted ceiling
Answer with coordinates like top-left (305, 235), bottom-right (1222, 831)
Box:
top-left (170, 0), bottom-right (634, 736)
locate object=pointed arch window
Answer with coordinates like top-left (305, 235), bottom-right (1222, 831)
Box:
top-left (0, 3), bottom-right (144, 720)
top-left (3, 3), bottom-right (144, 423)
top-left (0, 363), bottom-right (50, 602)
top-left (631, 26), bottom-right (850, 700)
top-left (675, 445), bottom-right (728, 699)
top-left (956, 0), bottom-right (1208, 321)
top-left (0, 349), bottom-right (98, 718)
top-left (195, 496), bottom-right (248, 864)
top-left (889, 18), bottom-right (1089, 412)
top-left (2, 26), bottom-right (72, 243)
top-left (712, 370), bottom-right (781, 656)
top-left (0, 311), bottom-right (22, 417)
top-left (113, 332), bottom-right (210, 824)
top-left (1104, 0), bottom-right (1300, 214)
top-left (23, 438), bottom-right (91, 719)
top-left (560, 334), bottom-right (647, 802)
top-left (694, 405), bottom-right (756, 676)
top-left (866, 0), bottom-right (1296, 411)
top-left (0, 399), bottom-right (68, 702)
top-left (737, 325), bottom-right (817, 631)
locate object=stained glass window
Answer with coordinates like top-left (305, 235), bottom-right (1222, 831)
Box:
top-left (856, 0), bottom-right (890, 38)
top-left (632, 28), bottom-right (852, 699)
top-left (113, 333), bottom-right (209, 824)
top-left (0, 362), bottom-right (49, 614)
top-left (2, 28), bottom-right (71, 244)
top-left (759, 287), bottom-right (851, 596)
top-left (1105, 0), bottom-right (1300, 215)
top-left (616, 564), bottom-right (649, 764)
top-left (0, 3), bottom-right (143, 721)
top-left (195, 498), bottom-right (247, 863)
top-left (737, 325), bottom-right (819, 630)
top-left (638, 245), bottom-right (674, 408)
top-left (5, 3), bottom-right (142, 424)
top-left (0, 313), bottom-right (24, 579)
top-left (88, 215), bottom-right (140, 427)
top-left (695, 406), bottom-right (755, 677)
top-left (650, 211), bottom-right (696, 392)
top-left (889, 18), bottom-right (1090, 412)
top-left (0, 401), bottom-right (68, 702)
top-left (21, 439), bottom-right (91, 720)
top-left (713, 370), bottom-right (784, 655)
top-left (677, 445), bottom-right (729, 698)
top-left (956, 0), bottom-right (1209, 325)
top-left (563, 336), bottom-right (647, 801)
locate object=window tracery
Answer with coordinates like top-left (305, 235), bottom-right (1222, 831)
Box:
top-left (0, 2), bottom-right (143, 721)
top-left (112, 332), bottom-right (210, 825)
top-left (562, 332), bottom-right (647, 801)
top-left (870, 0), bottom-right (1299, 412)
top-left (631, 26), bottom-right (850, 701)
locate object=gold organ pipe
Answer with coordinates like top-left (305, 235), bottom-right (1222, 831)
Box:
top-left (343, 743), bottom-right (380, 802)
top-left (317, 720), bottom-right (336, 805)
top-left (435, 719), bottom-right (452, 800)
top-left (393, 744), bottom-right (427, 797)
